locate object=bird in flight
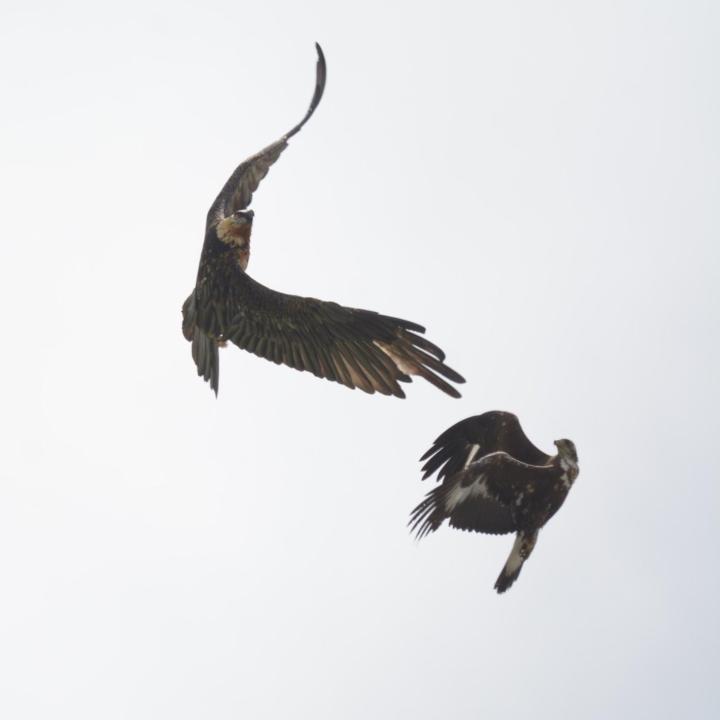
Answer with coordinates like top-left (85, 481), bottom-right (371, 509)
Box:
top-left (182, 44), bottom-right (464, 398)
top-left (409, 412), bottom-right (579, 593)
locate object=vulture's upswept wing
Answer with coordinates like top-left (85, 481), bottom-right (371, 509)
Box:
top-left (204, 43), bottom-right (327, 232)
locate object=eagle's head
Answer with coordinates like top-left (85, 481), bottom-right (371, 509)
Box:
top-left (217, 210), bottom-right (254, 248)
top-left (554, 439), bottom-right (578, 464)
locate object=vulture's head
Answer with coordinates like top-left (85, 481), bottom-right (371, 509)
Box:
top-left (217, 210), bottom-right (255, 247)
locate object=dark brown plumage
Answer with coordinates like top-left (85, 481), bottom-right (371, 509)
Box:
top-left (409, 412), bottom-right (579, 593)
top-left (182, 44), bottom-right (465, 398)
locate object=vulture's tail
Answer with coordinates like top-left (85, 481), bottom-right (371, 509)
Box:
top-left (182, 291), bottom-right (220, 396)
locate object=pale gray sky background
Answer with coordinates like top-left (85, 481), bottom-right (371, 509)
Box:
top-left (1, 1), bottom-right (718, 718)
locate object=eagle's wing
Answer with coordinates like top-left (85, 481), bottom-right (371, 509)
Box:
top-left (205, 43), bottom-right (327, 231)
top-left (193, 267), bottom-right (465, 398)
top-left (468, 452), bottom-right (558, 506)
top-left (419, 411), bottom-right (551, 482)
top-left (409, 479), bottom-right (517, 539)
top-left (409, 451), bottom-right (554, 539)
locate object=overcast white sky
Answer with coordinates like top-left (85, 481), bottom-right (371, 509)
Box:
top-left (1, 1), bottom-right (718, 718)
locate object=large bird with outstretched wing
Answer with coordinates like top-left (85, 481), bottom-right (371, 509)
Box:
top-left (182, 44), bottom-right (464, 398)
top-left (409, 412), bottom-right (579, 592)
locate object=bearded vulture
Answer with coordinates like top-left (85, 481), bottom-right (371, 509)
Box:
top-left (409, 412), bottom-right (579, 593)
top-left (181, 43), bottom-right (465, 398)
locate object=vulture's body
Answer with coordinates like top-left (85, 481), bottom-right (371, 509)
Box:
top-left (182, 44), bottom-right (464, 398)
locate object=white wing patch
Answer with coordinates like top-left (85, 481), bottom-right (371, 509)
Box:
top-left (373, 341), bottom-right (416, 375)
top-left (444, 473), bottom-right (491, 512)
top-left (464, 443), bottom-right (481, 469)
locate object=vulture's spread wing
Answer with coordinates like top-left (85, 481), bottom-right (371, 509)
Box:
top-left (193, 267), bottom-right (465, 398)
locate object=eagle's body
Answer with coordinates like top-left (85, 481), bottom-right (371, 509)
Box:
top-left (182, 44), bottom-right (464, 398)
top-left (409, 412), bottom-right (579, 593)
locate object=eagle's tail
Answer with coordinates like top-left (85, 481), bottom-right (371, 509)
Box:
top-left (182, 292), bottom-right (220, 396)
top-left (494, 530), bottom-right (538, 594)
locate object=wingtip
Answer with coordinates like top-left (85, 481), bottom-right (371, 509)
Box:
top-left (419, 447), bottom-right (435, 463)
top-left (284, 41), bottom-right (326, 141)
top-left (314, 42), bottom-right (326, 78)
top-left (422, 371), bottom-right (463, 399)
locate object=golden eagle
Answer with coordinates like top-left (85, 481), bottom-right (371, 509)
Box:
top-left (409, 412), bottom-right (579, 593)
top-left (182, 44), bottom-right (464, 398)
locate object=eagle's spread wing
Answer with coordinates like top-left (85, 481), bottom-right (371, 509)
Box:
top-left (205, 43), bottom-right (327, 230)
top-left (419, 411), bottom-right (551, 482)
top-left (192, 267), bottom-right (465, 398)
top-left (409, 451), bottom-right (555, 539)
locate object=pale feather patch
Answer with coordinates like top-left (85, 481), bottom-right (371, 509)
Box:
top-left (373, 341), bottom-right (416, 375)
top-left (464, 443), bottom-right (481, 469)
top-left (560, 457), bottom-right (579, 489)
top-left (216, 216), bottom-right (251, 248)
top-left (560, 456), bottom-right (578, 474)
top-left (444, 474), bottom-right (490, 512)
top-left (504, 535), bottom-right (525, 576)
top-left (338, 353), bottom-right (373, 392)
top-left (474, 450), bottom-right (508, 466)
top-left (216, 217), bottom-right (236, 243)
